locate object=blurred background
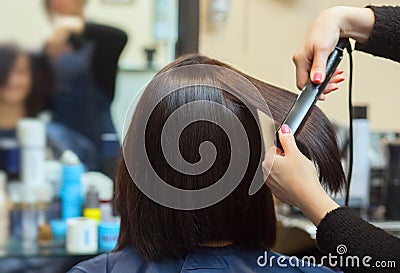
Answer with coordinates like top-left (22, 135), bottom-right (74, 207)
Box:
top-left (0, 0), bottom-right (399, 272)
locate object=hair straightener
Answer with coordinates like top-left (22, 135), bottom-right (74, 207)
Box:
top-left (276, 38), bottom-right (350, 150)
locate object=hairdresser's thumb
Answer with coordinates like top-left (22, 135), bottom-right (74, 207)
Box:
top-left (310, 49), bottom-right (329, 84)
top-left (278, 124), bottom-right (297, 155)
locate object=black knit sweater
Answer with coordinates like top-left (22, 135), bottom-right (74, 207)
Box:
top-left (355, 6), bottom-right (400, 62)
top-left (316, 6), bottom-right (400, 273)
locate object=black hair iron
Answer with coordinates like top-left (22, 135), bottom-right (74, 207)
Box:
top-left (276, 38), bottom-right (350, 150)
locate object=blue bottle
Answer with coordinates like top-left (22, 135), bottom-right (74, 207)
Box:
top-left (60, 151), bottom-right (84, 220)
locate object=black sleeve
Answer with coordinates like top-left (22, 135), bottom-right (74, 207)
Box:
top-left (83, 23), bottom-right (128, 99)
top-left (316, 207), bottom-right (400, 273)
top-left (355, 6), bottom-right (400, 62)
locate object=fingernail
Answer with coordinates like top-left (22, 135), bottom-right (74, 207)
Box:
top-left (313, 73), bottom-right (323, 83)
top-left (281, 124), bottom-right (291, 134)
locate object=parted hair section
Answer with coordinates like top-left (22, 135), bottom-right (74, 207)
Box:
top-left (114, 54), bottom-right (346, 261)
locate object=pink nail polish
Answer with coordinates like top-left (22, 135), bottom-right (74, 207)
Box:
top-left (281, 124), bottom-right (291, 134)
top-left (313, 73), bottom-right (322, 83)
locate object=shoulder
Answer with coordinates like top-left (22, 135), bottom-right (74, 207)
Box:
top-left (269, 251), bottom-right (337, 273)
top-left (236, 248), bottom-right (336, 273)
top-left (84, 22), bottom-right (128, 44)
top-left (67, 248), bottom-right (145, 273)
top-left (67, 248), bottom-right (186, 273)
top-left (185, 246), bottom-right (335, 273)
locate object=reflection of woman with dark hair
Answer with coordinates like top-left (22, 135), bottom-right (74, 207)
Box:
top-left (0, 45), bottom-right (96, 169)
top-left (69, 54), bottom-right (345, 273)
top-left (41, 0), bottom-right (128, 169)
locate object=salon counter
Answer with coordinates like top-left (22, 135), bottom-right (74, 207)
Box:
top-left (0, 238), bottom-right (100, 273)
top-left (0, 238), bottom-right (102, 258)
top-left (275, 213), bottom-right (400, 254)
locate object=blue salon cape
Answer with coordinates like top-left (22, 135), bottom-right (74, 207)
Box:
top-left (68, 245), bottom-right (339, 273)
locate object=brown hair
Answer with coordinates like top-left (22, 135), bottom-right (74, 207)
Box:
top-left (115, 54), bottom-right (345, 261)
top-left (44, 0), bottom-right (87, 16)
top-left (0, 45), bottom-right (47, 116)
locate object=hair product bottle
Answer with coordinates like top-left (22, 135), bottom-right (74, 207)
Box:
top-left (83, 185), bottom-right (101, 223)
top-left (60, 150), bottom-right (84, 220)
top-left (17, 118), bottom-right (46, 242)
top-left (17, 118), bottom-right (46, 187)
top-left (350, 106), bottom-right (371, 210)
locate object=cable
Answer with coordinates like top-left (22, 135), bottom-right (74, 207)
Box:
top-left (345, 43), bottom-right (354, 206)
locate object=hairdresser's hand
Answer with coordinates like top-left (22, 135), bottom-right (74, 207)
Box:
top-left (46, 16), bottom-right (84, 57)
top-left (293, 6), bottom-right (374, 95)
top-left (263, 124), bottom-right (339, 226)
top-left (318, 69), bottom-right (345, 101)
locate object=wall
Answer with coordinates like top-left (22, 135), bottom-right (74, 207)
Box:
top-left (199, 0), bottom-right (400, 131)
top-left (0, 0), bottom-right (170, 66)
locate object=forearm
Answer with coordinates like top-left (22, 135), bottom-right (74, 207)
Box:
top-left (317, 207), bottom-right (400, 273)
top-left (355, 6), bottom-right (400, 62)
top-left (297, 188), bottom-right (339, 227)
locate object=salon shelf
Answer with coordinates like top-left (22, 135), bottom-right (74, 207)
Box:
top-left (369, 221), bottom-right (400, 236)
top-left (0, 238), bottom-right (102, 259)
top-left (277, 213), bottom-right (400, 241)
top-left (277, 214), bottom-right (317, 240)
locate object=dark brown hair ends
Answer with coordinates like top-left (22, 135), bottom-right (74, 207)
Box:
top-left (115, 54), bottom-right (346, 261)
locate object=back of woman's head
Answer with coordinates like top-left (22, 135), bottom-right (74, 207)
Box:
top-left (115, 54), bottom-right (345, 261)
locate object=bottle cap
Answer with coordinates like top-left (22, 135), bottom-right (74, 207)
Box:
top-left (85, 185), bottom-right (100, 208)
top-left (82, 172), bottom-right (113, 201)
top-left (61, 150), bottom-right (81, 166)
top-left (352, 106), bottom-right (368, 119)
top-left (83, 208), bottom-right (101, 222)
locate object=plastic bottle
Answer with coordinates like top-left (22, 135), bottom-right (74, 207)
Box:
top-left (82, 172), bottom-right (114, 221)
top-left (83, 185), bottom-right (101, 223)
top-left (350, 106), bottom-right (371, 209)
top-left (17, 118), bottom-right (46, 187)
top-left (0, 171), bottom-right (10, 246)
top-left (60, 150), bottom-right (84, 220)
top-left (17, 118), bottom-right (46, 242)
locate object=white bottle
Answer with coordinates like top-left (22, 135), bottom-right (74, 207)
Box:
top-left (17, 118), bottom-right (46, 242)
top-left (17, 118), bottom-right (46, 187)
top-left (0, 171), bottom-right (10, 246)
top-left (350, 106), bottom-right (371, 209)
